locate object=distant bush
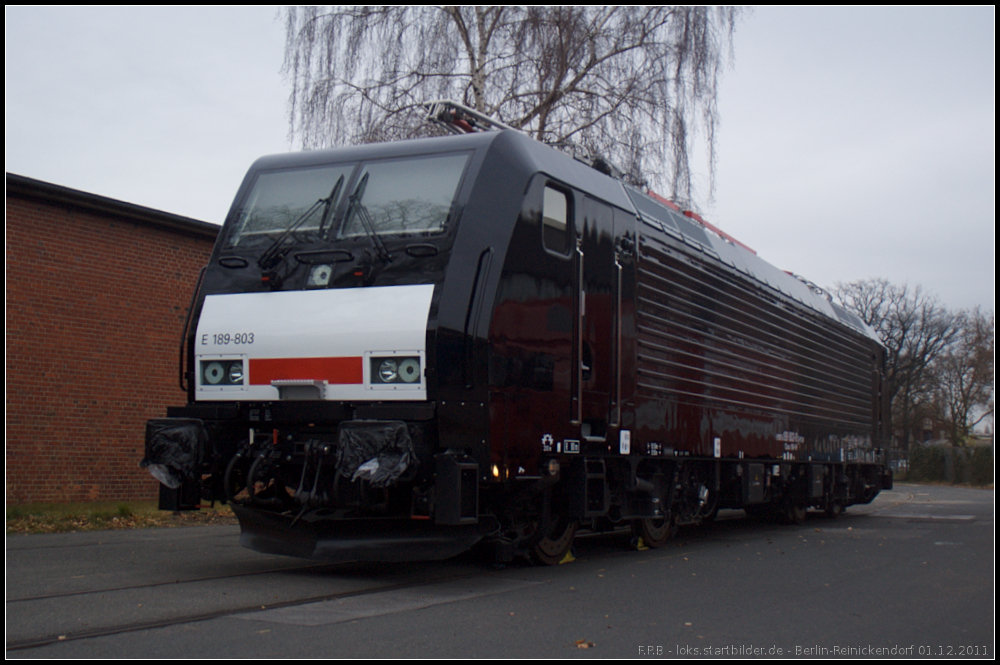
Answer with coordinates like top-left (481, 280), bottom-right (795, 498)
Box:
top-left (906, 443), bottom-right (993, 485)
top-left (952, 448), bottom-right (968, 484)
top-left (909, 444), bottom-right (947, 482)
top-left (968, 446), bottom-right (994, 486)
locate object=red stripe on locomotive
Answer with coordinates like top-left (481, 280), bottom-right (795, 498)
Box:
top-left (249, 357), bottom-right (364, 385)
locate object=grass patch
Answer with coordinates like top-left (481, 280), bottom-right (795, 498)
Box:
top-left (6, 500), bottom-right (237, 535)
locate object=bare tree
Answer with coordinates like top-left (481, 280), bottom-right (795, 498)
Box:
top-left (282, 6), bottom-right (742, 201)
top-left (932, 307), bottom-right (994, 445)
top-left (833, 279), bottom-right (960, 453)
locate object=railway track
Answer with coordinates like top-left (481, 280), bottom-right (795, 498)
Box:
top-left (7, 493), bottom-right (905, 654)
top-left (7, 567), bottom-right (489, 652)
top-left (5, 524), bottom-right (494, 652)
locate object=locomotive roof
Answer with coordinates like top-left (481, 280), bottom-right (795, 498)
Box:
top-left (241, 130), bottom-right (880, 345)
top-left (621, 184), bottom-right (881, 344)
top-left (246, 130), bottom-right (500, 172)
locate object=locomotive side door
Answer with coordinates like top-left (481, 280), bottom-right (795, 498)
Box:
top-left (575, 196), bottom-right (616, 445)
top-left (611, 206), bottom-right (637, 432)
top-left (489, 181), bottom-right (630, 476)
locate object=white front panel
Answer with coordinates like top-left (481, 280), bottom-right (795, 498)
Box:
top-left (195, 284), bottom-right (434, 401)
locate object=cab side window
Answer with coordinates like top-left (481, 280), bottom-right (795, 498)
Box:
top-left (542, 186), bottom-right (570, 255)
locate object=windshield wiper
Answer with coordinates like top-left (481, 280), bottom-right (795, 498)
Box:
top-left (343, 172), bottom-right (392, 264)
top-left (258, 175), bottom-right (345, 272)
top-left (317, 175), bottom-right (345, 237)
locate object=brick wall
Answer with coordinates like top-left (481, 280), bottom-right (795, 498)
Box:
top-left (6, 175), bottom-right (219, 503)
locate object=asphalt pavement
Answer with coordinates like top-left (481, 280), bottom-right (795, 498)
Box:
top-left (7, 483), bottom-right (994, 658)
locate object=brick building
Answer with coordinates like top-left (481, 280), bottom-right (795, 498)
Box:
top-left (6, 174), bottom-right (219, 504)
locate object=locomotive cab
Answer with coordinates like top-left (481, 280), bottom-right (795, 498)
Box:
top-left (143, 129), bottom-right (616, 560)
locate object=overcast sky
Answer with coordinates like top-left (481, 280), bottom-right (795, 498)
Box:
top-left (6, 6), bottom-right (995, 312)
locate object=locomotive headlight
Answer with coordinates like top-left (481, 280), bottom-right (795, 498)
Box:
top-left (370, 355), bottom-right (422, 386)
top-left (200, 359), bottom-right (245, 387)
top-left (398, 358), bottom-right (420, 383)
top-left (204, 361), bottom-right (225, 385)
top-left (378, 359), bottom-right (399, 383)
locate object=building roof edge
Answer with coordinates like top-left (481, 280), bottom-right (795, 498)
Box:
top-left (6, 172), bottom-right (220, 240)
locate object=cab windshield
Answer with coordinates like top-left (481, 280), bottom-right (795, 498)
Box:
top-left (338, 153), bottom-right (469, 238)
top-left (224, 152), bottom-right (469, 249)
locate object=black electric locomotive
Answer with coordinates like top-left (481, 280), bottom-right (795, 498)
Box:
top-left (143, 102), bottom-right (892, 563)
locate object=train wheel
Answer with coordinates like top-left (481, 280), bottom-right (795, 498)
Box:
top-left (532, 517), bottom-right (577, 565)
top-left (824, 501), bottom-right (843, 519)
top-left (785, 502), bottom-right (807, 525)
top-left (632, 515), bottom-right (677, 548)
